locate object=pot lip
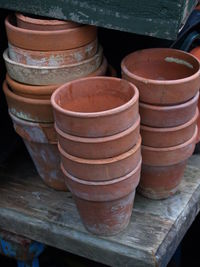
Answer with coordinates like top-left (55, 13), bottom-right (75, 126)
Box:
top-left (121, 48), bottom-right (200, 85)
top-left (55, 116), bottom-right (140, 143)
top-left (3, 46), bottom-right (102, 70)
top-left (51, 77), bottom-right (139, 118)
top-left (61, 157), bottom-right (142, 186)
top-left (58, 136), bottom-right (141, 164)
top-left (142, 126), bottom-right (197, 152)
top-left (3, 80), bottom-right (51, 105)
top-left (141, 108), bottom-right (199, 132)
top-left (140, 90), bottom-right (199, 110)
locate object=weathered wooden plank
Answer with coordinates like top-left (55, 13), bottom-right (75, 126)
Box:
top-left (0, 0), bottom-right (197, 40)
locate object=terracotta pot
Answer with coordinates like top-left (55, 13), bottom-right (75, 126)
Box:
top-left (140, 91), bottom-right (199, 127)
top-left (61, 159), bottom-right (141, 235)
top-left (141, 108), bottom-right (198, 147)
top-left (138, 160), bottom-right (187, 199)
top-left (107, 65), bottom-right (117, 77)
top-left (3, 81), bottom-right (53, 123)
top-left (16, 13), bottom-right (80, 31)
top-left (51, 77), bottom-right (139, 137)
top-left (59, 136), bottom-right (141, 181)
top-left (8, 39), bottom-right (98, 67)
top-left (121, 48), bottom-right (200, 105)
top-left (9, 112), bottom-right (67, 191)
top-left (3, 47), bottom-right (103, 85)
top-left (55, 116), bottom-right (140, 159)
top-left (5, 15), bottom-right (97, 51)
top-left (142, 126), bottom-right (197, 166)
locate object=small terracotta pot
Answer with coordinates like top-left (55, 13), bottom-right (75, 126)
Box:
top-left (3, 81), bottom-right (53, 123)
top-left (59, 136), bottom-right (141, 181)
top-left (61, 159), bottom-right (141, 235)
top-left (16, 13), bottom-right (80, 31)
top-left (107, 65), bottom-right (117, 77)
top-left (51, 77), bottom-right (139, 137)
top-left (8, 39), bottom-right (98, 67)
top-left (142, 126), bottom-right (197, 166)
top-left (138, 160), bottom-right (187, 199)
top-left (141, 108), bottom-right (198, 147)
top-left (55, 116), bottom-right (140, 159)
top-left (4, 47), bottom-right (103, 85)
top-left (121, 48), bottom-right (200, 105)
top-left (140, 91), bottom-right (199, 127)
top-left (5, 15), bottom-right (97, 51)
top-left (9, 112), bottom-right (67, 191)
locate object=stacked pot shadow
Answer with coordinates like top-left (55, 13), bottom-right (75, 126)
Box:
top-left (51, 77), bottom-right (141, 235)
top-left (121, 48), bottom-right (200, 199)
top-left (2, 13), bottom-right (110, 191)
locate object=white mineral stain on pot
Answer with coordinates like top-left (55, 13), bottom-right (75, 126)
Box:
top-left (165, 57), bottom-right (193, 69)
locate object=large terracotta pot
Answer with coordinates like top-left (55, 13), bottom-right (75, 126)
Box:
top-left (3, 81), bottom-right (53, 123)
top-left (16, 13), bottom-right (80, 31)
top-left (140, 91), bottom-right (199, 127)
top-left (61, 158), bottom-right (141, 235)
top-left (5, 15), bottom-right (97, 51)
top-left (9, 112), bottom-right (67, 191)
top-left (3, 47), bottom-right (103, 85)
top-left (121, 48), bottom-right (200, 105)
top-left (51, 77), bottom-right (139, 137)
top-left (8, 39), bottom-right (98, 66)
top-left (55, 116), bottom-right (140, 159)
top-left (59, 136), bottom-right (141, 181)
top-left (141, 108), bottom-right (198, 147)
top-left (142, 126), bottom-right (197, 166)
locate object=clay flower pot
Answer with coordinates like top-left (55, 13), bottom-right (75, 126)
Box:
top-left (141, 108), bottom-right (198, 147)
top-left (9, 112), bottom-right (67, 191)
top-left (140, 91), bottom-right (199, 127)
top-left (59, 136), bottom-right (141, 181)
top-left (121, 48), bottom-right (200, 105)
top-left (142, 126), bottom-right (197, 166)
top-left (61, 158), bottom-right (141, 235)
top-left (3, 81), bottom-right (53, 123)
top-left (8, 39), bottom-right (98, 67)
top-left (51, 77), bottom-right (139, 137)
top-left (5, 15), bottom-right (97, 51)
top-left (138, 160), bottom-right (187, 199)
top-left (3, 47), bottom-right (103, 85)
top-left (55, 116), bottom-right (140, 159)
top-left (16, 13), bottom-right (80, 31)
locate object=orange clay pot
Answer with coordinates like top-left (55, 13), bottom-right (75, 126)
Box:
top-left (51, 77), bottom-right (139, 137)
top-left (121, 48), bottom-right (200, 105)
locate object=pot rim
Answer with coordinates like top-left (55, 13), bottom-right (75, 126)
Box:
top-left (61, 157), bottom-right (142, 186)
top-left (55, 116), bottom-right (140, 143)
top-left (140, 91), bottom-right (199, 111)
top-left (3, 81), bottom-right (51, 105)
top-left (3, 46), bottom-right (103, 70)
top-left (141, 108), bottom-right (199, 132)
top-left (142, 126), bottom-right (197, 152)
top-left (121, 48), bottom-right (200, 85)
top-left (58, 136), bottom-right (141, 164)
top-left (51, 77), bottom-right (139, 118)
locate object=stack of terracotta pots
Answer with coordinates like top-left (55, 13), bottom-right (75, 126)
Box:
top-left (51, 76), bottom-right (141, 235)
top-left (2, 13), bottom-right (111, 191)
top-left (121, 48), bottom-right (200, 199)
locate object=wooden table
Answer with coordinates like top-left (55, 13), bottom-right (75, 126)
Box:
top-left (0, 152), bottom-right (200, 267)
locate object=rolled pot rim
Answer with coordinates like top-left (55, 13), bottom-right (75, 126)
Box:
top-left (55, 116), bottom-right (140, 143)
top-left (121, 48), bottom-right (200, 85)
top-left (3, 80), bottom-right (51, 105)
top-left (142, 126), bottom-right (198, 152)
top-left (51, 77), bottom-right (139, 118)
top-left (139, 90), bottom-right (199, 110)
top-left (61, 157), bottom-right (142, 186)
top-left (3, 46), bottom-right (103, 70)
top-left (141, 108), bottom-right (199, 132)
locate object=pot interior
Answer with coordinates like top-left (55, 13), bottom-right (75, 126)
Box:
top-left (124, 49), bottom-right (199, 81)
top-left (55, 78), bottom-right (135, 113)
